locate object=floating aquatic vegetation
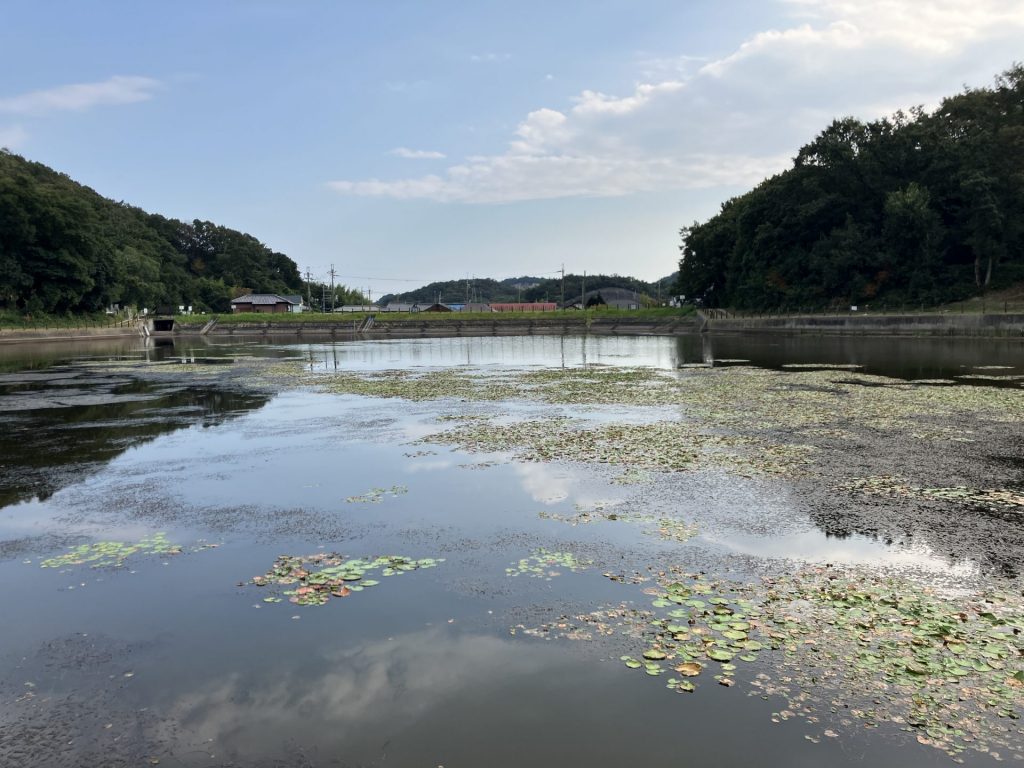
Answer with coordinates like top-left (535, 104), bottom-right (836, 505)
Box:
top-left (436, 413), bottom-right (495, 423)
top-left (403, 450), bottom-right (437, 458)
top-left (652, 517), bottom-right (699, 543)
top-left (345, 485), bottom-right (408, 504)
top-left (672, 367), bottom-right (1024, 438)
top-left (251, 552), bottom-right (443, 606)
top-left (523, 565), bottom-right (1024, 760)
top-left (846, 476), bottom-right (1024, 512)
top-left (317, 369), bottom-right (521, 402)
top-left (260, 360), bottom-right (1024, 470)
top-left (40, 533), bottom-right (182, 569)
top-left (781, 363), bottom-right (864, 370)
top-left (515, 367), bottom-right (681, 407)
top-left (956, 374), bottom-right (1024, 382)
top-left (505, 548), bottom-right (591, 579)
top-left (511, 604), bottom-right (645, 641)
top-left (611, 468), bottom-right (654, 485)
top-left (538, 505), bottom-right (698, 543)
top-left (624, 574), bottom-right (766, 691)
top-left (749, 568), bottom-right (1024, 760)
top-left (426, 418), bottom-right (812, 478)
top-left (538, 503), bottom-right (625, 526)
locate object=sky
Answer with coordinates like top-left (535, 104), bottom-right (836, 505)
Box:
top-left (2, 1), bottom-right (1023, 298)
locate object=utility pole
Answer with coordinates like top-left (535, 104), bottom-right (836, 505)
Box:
top-left (582, 271), bottom-right (586, 308)
top-left (321, 284), bottom-right (326, 313)
top-left (304, 267), bottom-right (313, 308)
top-left (328, 264), bottom-right (337, 312)
top-left (560, 263), bottom-right (565, 310)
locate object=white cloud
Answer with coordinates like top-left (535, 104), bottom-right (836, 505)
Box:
top-left (330, 0), bottom-right (1024, 204)
top-left (470, 52), bottom-right (511, 63)
top-left (572, 81), bottom-right (684, 116)
top-left (780, 0), bottom-right (1024, 54)
top-left (0, 75), bottom-right (160, 116)
top-left (389, 147), bottom-right (446, 159)
top-left (153, 630), bottom-right (553, 749)
top-left (0, 125), bottom-right (28, 149)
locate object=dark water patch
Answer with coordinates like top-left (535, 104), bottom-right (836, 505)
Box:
top-left (695, 333), bottom-right (1024, 383)
top-left (0, 376), bottom-right (269, 507)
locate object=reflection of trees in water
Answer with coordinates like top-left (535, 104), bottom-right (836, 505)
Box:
top-left (675, 333), bottom-right (1024, 380)
top-left (0, 385), bottom-right (269, 508)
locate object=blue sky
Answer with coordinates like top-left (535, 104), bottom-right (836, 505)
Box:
top-left (2, 1), bottom-right (1022, 297)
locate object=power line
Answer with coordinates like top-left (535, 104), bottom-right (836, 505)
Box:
top-left (328, 264), bottom-right (337, 312)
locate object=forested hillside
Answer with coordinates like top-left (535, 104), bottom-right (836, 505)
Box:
top-left (0, 151), bottom-right (301, 314)
top-left (677, 65), bottom-right (1024, 310)
top-left (381, 273), bottom-right (667, 306)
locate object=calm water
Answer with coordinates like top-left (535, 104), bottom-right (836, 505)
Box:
top-left (0, 333), bottom-right (1021, 767)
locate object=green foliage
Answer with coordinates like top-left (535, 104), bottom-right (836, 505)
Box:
top-left (0, 151), bottom-right (302, 314)
top-left (678, 65), bottom-right (1024, 310)
top-left (379, 273), bottom-right (670, 306)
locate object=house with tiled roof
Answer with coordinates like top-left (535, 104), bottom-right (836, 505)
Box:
top-left (230, 294), bottom-right (303, 313)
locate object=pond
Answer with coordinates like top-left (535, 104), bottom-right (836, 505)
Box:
top-left (0, 333), bottom-right (1022, 767)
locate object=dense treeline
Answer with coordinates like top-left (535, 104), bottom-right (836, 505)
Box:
top-left (0, 151), bottom-right (301, 314)
top-left (381, 273), bottom-right (670, 306)
top-left (677, 66), bottom-right (1024, 310)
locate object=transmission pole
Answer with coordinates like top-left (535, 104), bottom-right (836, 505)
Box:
top-left (560, 263), bottom-right (565, 309)
top-left (328, 264), bottom-right (337, 312)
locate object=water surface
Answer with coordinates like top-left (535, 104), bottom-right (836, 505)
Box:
top-left (0, 333), bottom-right (1021, 767)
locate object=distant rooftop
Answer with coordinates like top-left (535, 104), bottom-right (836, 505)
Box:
top-left (230, 294), bottom-right (299, 305)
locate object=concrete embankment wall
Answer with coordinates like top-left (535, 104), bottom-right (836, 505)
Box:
top-left (703, 313), bottom-right (1024, 338)
top-left (179, 316), bottom-right (700, 338)
top-left (0, 326), bottom-right (140, 344)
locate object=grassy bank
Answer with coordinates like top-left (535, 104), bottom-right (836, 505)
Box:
top-left (0, 310), bottom-right (132, 330)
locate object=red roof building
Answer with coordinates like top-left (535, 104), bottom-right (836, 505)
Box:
top-left (488, 302), bottom-right (558, 312)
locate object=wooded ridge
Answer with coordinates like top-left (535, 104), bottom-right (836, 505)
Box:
top-left (677, 65), bottom-right (1024, 311)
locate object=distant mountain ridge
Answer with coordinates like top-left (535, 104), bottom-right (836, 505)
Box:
top-left (379, 272), bottom-right (677, 306)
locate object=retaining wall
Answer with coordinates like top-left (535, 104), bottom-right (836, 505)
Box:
top-left (0, 326), bottom-right (141, 344)
top-left (703, 313), bottom-right (1024, 338)
top-left (179, 316), bottom-right (700, 338)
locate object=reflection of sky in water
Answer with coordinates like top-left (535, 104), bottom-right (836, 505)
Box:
top-left (704, 528), bottom-right (980, 579)
top-left (145, 625), bottom-right (937, 768)
top-left (290, 334), bottom-right (683, 371)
